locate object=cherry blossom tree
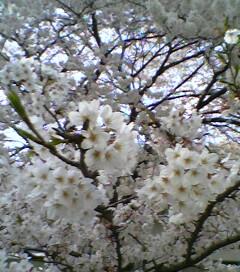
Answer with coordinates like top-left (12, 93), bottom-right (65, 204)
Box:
top-left (0, 1), bottom-right (240, 271)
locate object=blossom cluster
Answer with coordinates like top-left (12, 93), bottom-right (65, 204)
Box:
top-left (0, 58), bottom-right (37, 89)
top-left (0, 97), bottom-right (138, 227)
top-left (2, 155), bottom-right (106, 226)
top-left (160, 105), bottom-right (202, 139)
top-left (137, 144), bottom-right (235, 224)
top-left (0, 1), bottom-right (54, 35)
top-left (148, 0), bottom-right (240, 39)
top-left (68, 100), bottom-right (138, 176)
top-left (0, 58), bottom-right (74, 117)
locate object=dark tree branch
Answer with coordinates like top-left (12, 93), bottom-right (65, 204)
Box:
top-left (185, 180), bottom-right (240, 262)
top-left (196, 64), bottom-right (229, 111)
top-left (148, 62), bottom-right (204, 110)
top-left (91, 12), bottom-right (102, 47)
top-left (139, 49), bottom-right (205, 96)
top-left (203, 116), bottom-right (240, 126)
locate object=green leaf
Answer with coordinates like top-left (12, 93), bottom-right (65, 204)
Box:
top-left (49, 137), bottom-right (65, 146)
top-left (15, 127), bottom-right (39, 142)
top-left (224, 16), bottom-right (230, 31)
top-left (217, 53), bottom-right (227, 64)
top-left (7, 90), bottom-right (28, 119)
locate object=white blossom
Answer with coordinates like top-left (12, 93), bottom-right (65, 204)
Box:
top-left (224, 29), bottom-right (240, 44)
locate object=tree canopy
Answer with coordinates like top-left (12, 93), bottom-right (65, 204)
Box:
top-left (0, 1), bottom-right (240, 271)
